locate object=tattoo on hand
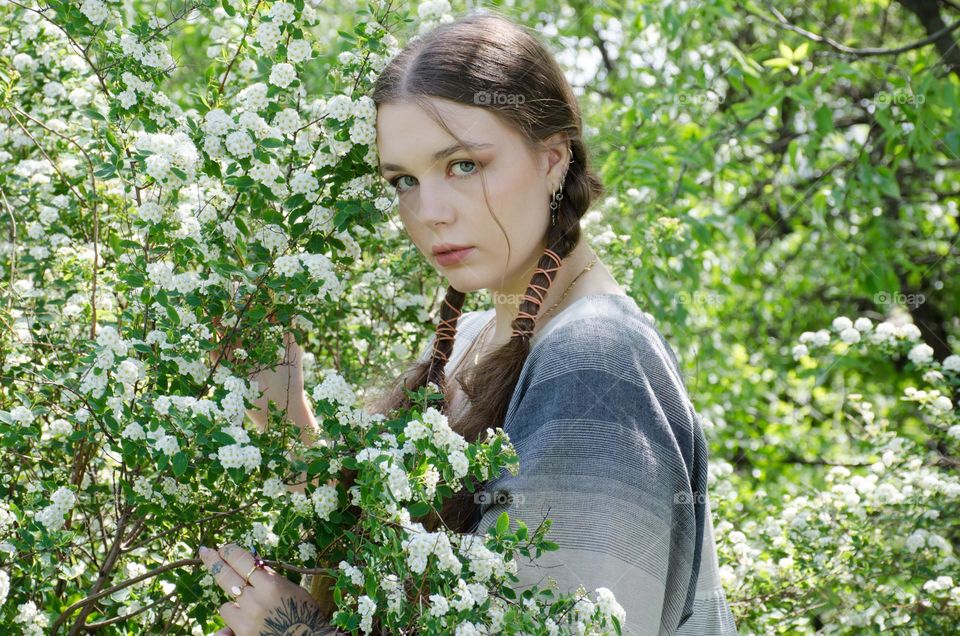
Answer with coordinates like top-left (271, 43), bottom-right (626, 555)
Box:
top-left (259, 596), bottom-right (334, 636)
top-left (211, 561), bottom-right (223, 576)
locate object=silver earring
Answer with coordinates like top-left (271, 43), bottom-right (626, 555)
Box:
top-left (550, 173), bottom-right (568, 226)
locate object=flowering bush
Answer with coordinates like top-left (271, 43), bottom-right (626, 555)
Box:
top-left (711, 313), bottom-right (960, 633)
top-left (0, 0), bottom-right (626, 633)
top-left (3, 0), bottom-right (960, 634)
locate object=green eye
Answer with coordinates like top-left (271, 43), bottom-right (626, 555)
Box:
top-left (389, 160), bottom-right (481, 194)
top-left (391, 175), bottom-right (416, 192)
top-left (451, 160), bottom-right (477, 176)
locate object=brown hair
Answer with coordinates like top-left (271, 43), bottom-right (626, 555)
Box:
top-left (310, 9), bottom-right (605, 619)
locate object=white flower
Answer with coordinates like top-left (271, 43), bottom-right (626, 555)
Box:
top-left (595, 587), bottom-right (626, 627)
top-left (339, 560), bottom-right (365, 586)
top-left (908, 343), bottom-right (934, 365)
top-left (870, 321), bottom-right (897, 345)
top-left (312, 372), bottom-right (356, 407)
top-left (203, 109), bottom-right (233, 136)
top-left (10, 406), bottom-right (36, 425)
top-left (288, 39), bottom-right (312, 63)
top-left (225, 130), bottom-right (255, 158)
top-left (357, 595), bottom-right (376, 634)
top-left (449, 450), bottom-right (469, 479)
top-left (428, 593), bottom-right (449, 617)
top-left (931, 396), bottom-right (953, 413)
top-left (0, 570), bottom-right (8, 608)
top-left (906, 530), bottom-right (926, 553)
top-left (256, 22), bottom-right (282, 51)
top-left (268, 1), bottom-right (295, 22)
top-left (274, 255), bottom-right (303, 277)
top-left (324, 94), bottom-right (355, 121)
top-left (832, 316), bottom-right (853, 332)
top-left (273, 108), bottom-right (301, 134)
top-left (147, 261), bottom-right (174, 289)
top-left (269, 63), bottom-right (297, 88)
top-left (897, 323), bottom-right (922, 341)
top-left (839, 327), bottom-right (860, 344)
top-left (237, 83), bottom-right (270, 111)
top-left (404, 419), bottom-right (430, 442)
top-left (923, 575), bottom-right (955, 594)
top-left (311, 484), bottom-right (338, 520)
top-left (155, 434), bottom-right (180, 456)
top-left (137, 201), bottom-right (165, 225)
top-left (290, 170), bottom-right (319, 194)
top-left (80, 0), bottom-right (109, 25)
top-left (262, 477), bottom-right (286, 499)
top-left (116, 358), bottom-right (144, 386)
top-left (217, 443), bottom-right (261, 472)
top-left (51, 486), bottom-right (75, 511)
top-left (454, 622), bottom-right (482, 636)
top-left (942, 354), bottom-right (960, 372)
top-left (299, 542), bottom-right (317, 562)
top-left (386, 462), bottom-right (412, 502)
top-left (121, 422), bottom-right (146, 441)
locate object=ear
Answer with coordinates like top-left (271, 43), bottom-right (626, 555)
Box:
top-left (541, 133), bottom-right (571, 190)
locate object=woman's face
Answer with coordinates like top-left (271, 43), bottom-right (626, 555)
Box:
top-left (376, 97), bottom-right (562, 295)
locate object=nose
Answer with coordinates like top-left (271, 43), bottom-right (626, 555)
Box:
top-left (410, 177), bottom-right (456, 227)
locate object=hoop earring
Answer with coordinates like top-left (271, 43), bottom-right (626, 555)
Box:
top-left (550, 151), bottom-right (574, 227)
top-left (549, 175), bottom-right (566, 226)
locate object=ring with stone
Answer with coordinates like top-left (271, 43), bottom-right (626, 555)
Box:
top-left (230, 584), bottom-right (246, 600)
top-left (242, 563), bottom-right (259, 584)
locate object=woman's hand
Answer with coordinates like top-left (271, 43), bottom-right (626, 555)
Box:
top-left (198, 543), bottom-right (335, 636)
top-left (210, 312), bottom-right (307, 434)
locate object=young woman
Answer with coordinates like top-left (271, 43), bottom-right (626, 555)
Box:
top-left (198, 11), bottom-right (738, 636)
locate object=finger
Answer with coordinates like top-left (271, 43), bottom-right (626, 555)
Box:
top-left (199, 546), bottom-right (247, 596)
top-left (219, 601), bottom-right (243, 632)
top-left (214, 629), bottom-right (235, 636)
top-left (218, 543), bottom-right (267, 587)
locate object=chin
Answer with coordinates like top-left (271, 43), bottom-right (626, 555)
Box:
top-left (440, 272), bottom-right (489, 294)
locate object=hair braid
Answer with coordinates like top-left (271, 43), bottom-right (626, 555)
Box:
top-left (427, 287), bottom-right (467, 389)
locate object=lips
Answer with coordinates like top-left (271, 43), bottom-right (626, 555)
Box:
top-left (431, 243), bottom-right (473, 256)
top-left (434, 246), bottom-right (475, 266)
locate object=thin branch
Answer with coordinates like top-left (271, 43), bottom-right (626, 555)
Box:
top-left (741, 1), bottom-right (960, 57)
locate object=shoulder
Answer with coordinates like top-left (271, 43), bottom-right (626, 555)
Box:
top-left (504, 294), bottom-right (701, 452)
top-left (527, 294), bottom-right (687, 394)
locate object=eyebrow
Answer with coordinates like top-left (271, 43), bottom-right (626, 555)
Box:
top-left (379, 141), bottom-right (493, 175)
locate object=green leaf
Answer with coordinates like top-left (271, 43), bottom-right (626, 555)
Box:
top-left (165, 303), bottom-right (180, 326)
top-left (261, 138), bottom-right (284, 148)
top-left (172, 451), bottom-right (189, 477)
top-left (408, 502), bottom-right (431, 517)
top-left (496, 511), bottom-right (509, 535)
